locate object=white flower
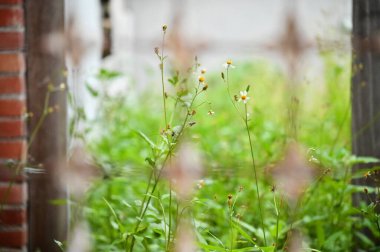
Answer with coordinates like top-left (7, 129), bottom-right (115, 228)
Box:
top-left (238, 90), bottom-right (250, 104)
top-left (223, 59), bottom-right (236, 69)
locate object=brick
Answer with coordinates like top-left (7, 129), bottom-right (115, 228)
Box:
top-left (0, 54), bottom-right (25, 72)
top-left (0, 208), bottom-right (26, 225)
top-left (0, 32), bottom-right (24, 50)
top-left (0, 100), bottom-right (25, 116)
top-left (0, 0), bottom-right (23, 4)
top-left (0, 229), bottom-right (27, 247)
top-left (0, 163), bottom-right (24, 182)
top-left (0, 183), bottom-right (26, 204)
top-left (0, 141), bottom-right (25, 159)
top-left (0, 120), bottom-right (24, 137)
top-left (0, 76), bottom-right (24, 94)
top-left (0, 8), bottom-right (23, 27)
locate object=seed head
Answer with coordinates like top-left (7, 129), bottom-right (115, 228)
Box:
top-left (162, 24), bottom-right (167, 32)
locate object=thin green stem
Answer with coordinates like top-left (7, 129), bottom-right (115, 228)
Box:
top-left (129, 89), bottom-right (200, 251)
top-left (244, 104), bottom-right (267, 245)
top-left (273, 190), bottom-right (280, 250)
top-left (167, 183), bottom-right (172, 251)
top-left (229, 206), bottom-right (233, 251)
top-left (160, 32), bottom-right (168, 128)
top-left (225, 68), bottom-right (243, 120)
top-left (28, 91), bottom-right (51, 148)
top-left (1, 90), bottom-right (52, 213)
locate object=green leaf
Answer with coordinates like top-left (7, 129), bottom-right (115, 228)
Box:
top-left (85, 82), bottom-right (99, 97)
top-left (232, 247), bottom-right (262, 252)
top-left (259, 246), bottom-right (276, 252)
top-left (145, 157), bottom-right (155, 167)
top-left (103, 198), bottom-right (125, 234)
top-left (135, 130), bottom-right (156, 150)
top-left (354, 231), bottom-right (375, 247)
top-left (232, 221), bottom-right (257, 246)
top-left (97, 68), bottom-right (122, 80)
top-left (347, 156), bottom-right (379, 166)
top-left (168, 74), bottom-right (179, 86)
top-left (197, 243), bottom-right (227, 251)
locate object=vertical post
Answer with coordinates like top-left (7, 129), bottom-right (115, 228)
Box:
top-left (352, 0), bottom-right (380, 248)
top-left (25, 0), bottom-right (67, 251)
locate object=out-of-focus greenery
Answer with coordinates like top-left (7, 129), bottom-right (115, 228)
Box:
top-left (80, 52), bottom-right (380, 252)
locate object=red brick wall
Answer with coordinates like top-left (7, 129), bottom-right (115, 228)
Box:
top-left (0, 0), bottom-right (27, 250)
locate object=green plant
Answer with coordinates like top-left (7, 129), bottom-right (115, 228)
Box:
top-left (81, 35), bottom-right (380, 251)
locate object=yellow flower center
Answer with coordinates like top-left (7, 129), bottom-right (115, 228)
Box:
top-left (198, 76), bottom-right (205, 82)
top-left (226, 60), bottom-right (232, 65)
top-left (241, 95), bottom-right (247, 100)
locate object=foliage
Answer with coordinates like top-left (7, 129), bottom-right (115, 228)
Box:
top-left (80, 49), bottom-right (380, 252)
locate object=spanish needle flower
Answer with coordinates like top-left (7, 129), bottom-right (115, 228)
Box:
top-left (223, 59), bottom-right (236, 69)
top-left (238, 90), bottom-right (250, 104)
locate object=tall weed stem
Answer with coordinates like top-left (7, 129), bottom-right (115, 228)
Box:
top-left (244, 104), bottom-right (267, 245)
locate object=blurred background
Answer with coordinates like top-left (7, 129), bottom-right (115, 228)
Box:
top-left (67, 0), bottom-right (352, 119)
